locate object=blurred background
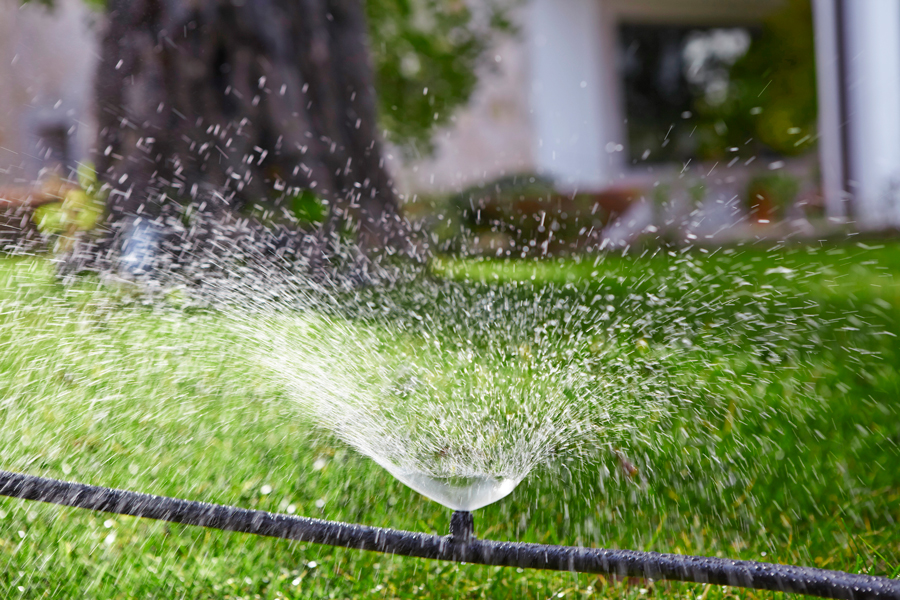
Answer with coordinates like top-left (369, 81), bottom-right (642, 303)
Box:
top-left (2, 2), bottom-right (900, 598)
top-left (1, 0), bottom-right (897, 256)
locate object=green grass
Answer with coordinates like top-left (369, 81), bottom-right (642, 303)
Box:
top-left (1, 241), bottom-right (899, 599)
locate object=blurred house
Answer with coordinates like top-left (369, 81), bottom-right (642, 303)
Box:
top-left (2, 0), bottom-right (900, 236)
top-left (395, 0), bottom-right (900, 235)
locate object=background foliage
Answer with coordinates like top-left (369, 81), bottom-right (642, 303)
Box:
top-left (693, 0), bottom-right (817, 159)
top-left (368, 0), bottom-right (515, 155)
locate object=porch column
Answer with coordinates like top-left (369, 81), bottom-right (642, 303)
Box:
top-left (841, 0), bottom-right (900, 227)
top-left (811, 0), bottom-right (848, 220)
top-left (528, 0), bottom-right (623, 190)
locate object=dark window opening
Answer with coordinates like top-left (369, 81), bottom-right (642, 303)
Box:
top-left (618, 24), bottom-right (758, 164)
top-left (36, 124), bottom-right (71, 173)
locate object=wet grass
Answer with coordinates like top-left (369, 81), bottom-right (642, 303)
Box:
top-left (1, 240), bottom-right (899, 599)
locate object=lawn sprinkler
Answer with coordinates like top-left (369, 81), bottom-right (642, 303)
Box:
top-left (1, 469), bottom-right (898, 599)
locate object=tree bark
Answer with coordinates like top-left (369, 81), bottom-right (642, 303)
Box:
top-left (94, 0), bottom-right (408, 263)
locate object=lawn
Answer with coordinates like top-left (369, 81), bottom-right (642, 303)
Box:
top-left (1, 240), bottom-right (899, 599)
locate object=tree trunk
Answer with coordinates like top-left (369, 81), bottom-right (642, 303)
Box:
top-left (93, 0), bottom-right (408, 265)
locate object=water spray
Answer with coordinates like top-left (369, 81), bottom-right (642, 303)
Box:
top-left (2, 469), bottom-right (897, 600)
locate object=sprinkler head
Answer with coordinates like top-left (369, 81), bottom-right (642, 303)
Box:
top-left (449, 510), bottom-right (474, 543)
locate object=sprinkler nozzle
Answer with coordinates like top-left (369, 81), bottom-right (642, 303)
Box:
top-left (449, 510), bottom-right (474, 543)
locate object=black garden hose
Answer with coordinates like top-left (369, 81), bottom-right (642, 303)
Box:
top-left (1, 469), bottom-right (898, 599)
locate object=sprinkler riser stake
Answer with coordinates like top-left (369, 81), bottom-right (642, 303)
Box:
top-left (450, 510), bottom-right (474, 543)
top-left (0, 470), bottom-right (897, 600)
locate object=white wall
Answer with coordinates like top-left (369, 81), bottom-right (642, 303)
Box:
top-left (388, 33), bottom-right (538, 196)
top-left (528, 0), bottom-right (623, 191)
top-left (0, 0), bottom-right (98, 183)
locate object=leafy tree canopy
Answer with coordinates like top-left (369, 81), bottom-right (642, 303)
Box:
top-left (24, 0), bottom-right (515, 156)
top-left (368, 0), bottom-right (514, 155)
